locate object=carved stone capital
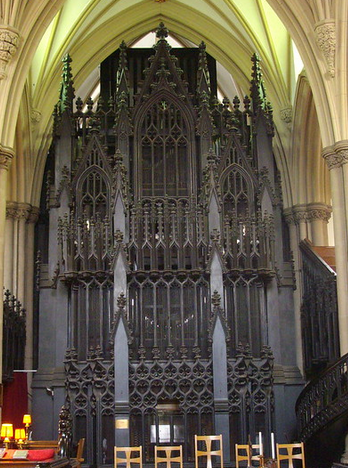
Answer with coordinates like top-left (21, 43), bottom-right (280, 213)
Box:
top-left (0, 26), bottom-right (19, 79)
top-left (0, 144), bottom-right (14, 170)
top-left (292, 204), bottom-right (308, 224)
top-left (315, 20), bottom-right (335, 78)
top-left (284, 203), bottom-right (331, 225)
top-left (280, 106), bottom-right (292, 124)
top-left (283, 207), bottom-right (295, 225)
top-left (323, 140), bottom-right (348, 170)
top-left (6, 201), bottom-right (32, 220)
top-left (306, 203), bottom-right (332, 223)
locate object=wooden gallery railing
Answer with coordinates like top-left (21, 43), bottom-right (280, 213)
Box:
top-left (299, 239), bottom-right (339, 377)
top-left (296, 352), bottom-right (348, 441)
top-left (297, 240), bottom-right (345, 443)
top-left (2, 289), bottom-right (26, 382)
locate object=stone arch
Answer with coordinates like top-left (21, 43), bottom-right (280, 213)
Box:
top-left (291, 72), bottom-right (330, 207)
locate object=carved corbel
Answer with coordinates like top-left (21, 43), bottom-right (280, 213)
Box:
top-left (0, 26), bottom-right (19, 79)
top-left (280, 106), bottom-right (292, 128)
top-left (27, 206), bottom-right (40, 224)
top-left (315, 20), bottom-right (335, 78)
top-left (0, 144), bottom-right (14, 170)
top-left (31, 109), bottom-right (42, 124)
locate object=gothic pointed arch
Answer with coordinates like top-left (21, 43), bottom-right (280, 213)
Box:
top-left (220, 163), bottom-right (256, 218)
top-left (134, 91), bottom-right (195, 200)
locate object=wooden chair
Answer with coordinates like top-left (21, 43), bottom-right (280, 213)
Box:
top-left (235, 444), bottom-right (251, 467)
top-left (250, 444), bottom-right (263, 465)
top-left (114, 446), bottom-right (143, 468)
top-left (235, 443), bottom-right (262, 467)
top-left (75, 438), bottom-right (85, 468)
top-left (155, 445), bottom-right (183, 468)
top-left (194, 435), bottom-right (223, 468)
top-left (276, 442), bottom-right (305, 468)
top-left (69, 437), bottom-right (85, 468)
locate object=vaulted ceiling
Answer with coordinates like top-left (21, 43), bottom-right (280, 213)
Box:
top-left (1, 0), bottom-right (335, 210)
top-left (30, 0), bottom-right (300, 124)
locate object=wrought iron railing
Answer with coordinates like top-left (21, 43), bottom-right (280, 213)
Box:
top-left (300, 240), bottom-right (339, 377)
top-left (2, 289), bottom-right (26, 382)
top-left (296, 352), bottom-right (348, 441)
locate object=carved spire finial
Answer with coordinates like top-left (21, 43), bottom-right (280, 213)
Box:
top-left (156, 22), bottom-right (169, 40)
top-left (117, 292), bottom-right (127, 311)
top-left (211, 290), bottom-right (221, 308)
top-left (197, 41), bottom-right (211, 95)
top-left (250, 53), bottom-right (264, 108)
top-left (249, 53), bottom-right (274, 134)
top-left (116, 41), bottom-right (129, 96)
top-left (60, 54), bottom-right (75, 113)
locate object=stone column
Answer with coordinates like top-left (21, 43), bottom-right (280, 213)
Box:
top-left (4, 202), bottom-right (16, 292)
top-left (306, 203), bottom-right (331, 246)
top-left (4, 202), bottom-right (31, 300)
top-left (17, 203), bottom-right (31, 302)
top-left (323, 142), bottom-right (348, 355)
top-left (0, 145), bottom-right (14, 382)
top-left (292, 205), bottom-right (308, 240)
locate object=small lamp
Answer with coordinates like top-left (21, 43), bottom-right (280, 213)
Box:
top-left (14, 429), bottom-right (26, 448)
top-left (1, 423), bottom-right (13, 448)
top-left (22, 414), bottom-right (31, 441)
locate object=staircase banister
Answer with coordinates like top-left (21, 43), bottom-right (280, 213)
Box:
top-left (296, 351), bottom-right (348, 411)
top-left (295, 352), bottom-right (348, 440)
top-left (299, 238), bottom-right (336, 276)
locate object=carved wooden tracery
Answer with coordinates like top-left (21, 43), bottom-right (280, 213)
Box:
top-left (42, 23), bottom-right (286, 465)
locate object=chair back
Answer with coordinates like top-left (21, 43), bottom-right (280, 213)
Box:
top-left (276, 442), bottom-right (305, 468)
top-left (155, 445), bottom-right (183, 468)
top-left (235, 444), bottom-right (251, 467)
top-left (114, 446), bottom-right (143, 468)
top-left (235, 443), bottom-right (262, 467)
top-left (194, 435), bottom-right (223, 468)
top-left (250, 444), bottom-right (262, 463)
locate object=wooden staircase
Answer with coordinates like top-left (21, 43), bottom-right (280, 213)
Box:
top-left (296, 353), bottom-right (348, 467)
top-left (297, 240), bottom-right (347, 468)
top-left (311, 244), bottom-right (336, 271)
